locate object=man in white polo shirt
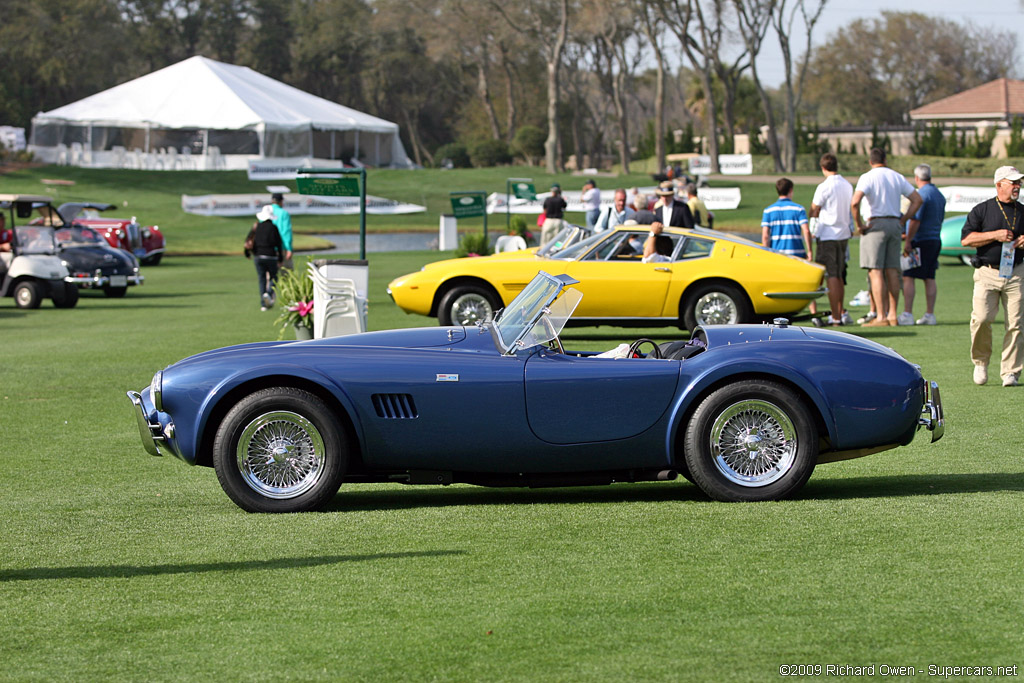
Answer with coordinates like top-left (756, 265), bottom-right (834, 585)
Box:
top-left (810, 152), bottom-right (853, 325)
top-left (850, 148), bottom-right (923, 327)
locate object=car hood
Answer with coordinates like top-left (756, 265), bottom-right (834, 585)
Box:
top-left (60, 246), bottom-right (134, 270)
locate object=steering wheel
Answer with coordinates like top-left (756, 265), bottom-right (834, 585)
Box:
top-left (628, 338), bottom-right (662, 358)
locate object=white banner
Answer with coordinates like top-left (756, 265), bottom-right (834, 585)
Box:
top-left (688, 154), bottom-right (753, 176)
top-left (181, 193), bottom-right (425, 216)
top-left (486, 186), bottom-right (742, 215)
top-left (246, 158), bottom-right (356, 181)
top-left (938, 185), bottom-right (997, 214)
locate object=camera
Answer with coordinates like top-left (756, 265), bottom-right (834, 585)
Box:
top-left (969, 254), bottom-right (983, 268)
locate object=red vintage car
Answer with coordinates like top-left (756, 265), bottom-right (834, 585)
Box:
top-left (57, 203), bottom-right (165, 265)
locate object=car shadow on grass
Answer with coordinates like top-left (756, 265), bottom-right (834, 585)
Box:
top-left (327, 480), bottom-right (706, 512)
top-left (0, 549), bottom-right (465, 582)
top-left (802, 471), bottom-right (1024, 499)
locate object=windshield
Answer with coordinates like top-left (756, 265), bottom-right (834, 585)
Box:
top-left (14, 226), bottom-right (57, 255)
top-left (518, 288), bottom-right (583, 349)
top-left (55, 227), bottom-right (106, 247)
top-left (537, 224), bottom-right (590, 258)
top-left (493, 272), bottom-right (581, 353)
top-left (551, 229), bottom-right (610, 261)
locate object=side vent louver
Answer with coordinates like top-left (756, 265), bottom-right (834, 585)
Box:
top-left (371, 394), bottom-right (418, 419)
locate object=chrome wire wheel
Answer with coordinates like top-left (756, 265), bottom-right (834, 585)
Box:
top-left (709, 399), bottom-right (797, 487)
top-left (449, 292), bottom-right (494, 325)
top-left (236, 411), bottom-right (326, 499)
top-left (694, 291), bottom-right (739, 326)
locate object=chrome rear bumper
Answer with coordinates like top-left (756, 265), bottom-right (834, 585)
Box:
top-left (918, 380), bottom-right (945, 442)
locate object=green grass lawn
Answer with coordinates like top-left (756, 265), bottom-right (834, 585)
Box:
top-left (2, 172), bottom-right (1022, 680)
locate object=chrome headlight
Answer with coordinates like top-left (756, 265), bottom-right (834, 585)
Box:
top-left (151, 370), bottom-right (163, 411)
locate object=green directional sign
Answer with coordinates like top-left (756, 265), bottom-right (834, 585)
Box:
top-left (512, 181), bottom-right (536, 200)
top-left (296, 176), bottom-right (360, 197)
top-left (450, 194), bottom-right (486, 218)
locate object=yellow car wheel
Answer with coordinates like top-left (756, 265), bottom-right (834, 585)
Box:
top-left (438, 284), bottom-right (500, 326)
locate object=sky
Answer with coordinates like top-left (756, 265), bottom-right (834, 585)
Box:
top-left (752, 1), bottom-right (1024, 87)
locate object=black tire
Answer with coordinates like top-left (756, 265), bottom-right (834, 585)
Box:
top-left (682, 282), bottom-right (752, 332)
top-left (52, 283), bottom-right (79, 309)
top-left (13, 281), bottom-right (42, 309)
top-left (103, 286), bottom-right (128, 298)
top-left (212, 387), bottom-right (348, 513)
top-left (438, 284), bottom-right (500, 326)
top-left (683, 380), bottom-right (817, 501)
top-left (144, 254), bottom-right (163, 266)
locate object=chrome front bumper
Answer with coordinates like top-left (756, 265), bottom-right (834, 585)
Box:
top-left (762, 287), bottom-right (828, 300)
top-left (66, 274), bottom-right (144, 288)
top-left (127, 390), bottom-right (164, 456)
top-left (917, 380), bottom-right (945, 442)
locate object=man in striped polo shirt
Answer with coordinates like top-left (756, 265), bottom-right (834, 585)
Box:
top-left (762, 177), bottom-right (812, 259)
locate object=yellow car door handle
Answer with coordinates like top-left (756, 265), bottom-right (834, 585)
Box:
top-left (654, 267), bottom-right (672, 272)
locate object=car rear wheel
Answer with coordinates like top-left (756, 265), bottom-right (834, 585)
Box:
top-left (104, 286), bottom-right (128, 298)
top-left (213, 387), bottom-right (347, 513)
top-left (683, 380), bottom-right (817, 501)
top-left (13, 281), bottom-right (42, 309)
top-left (52, 283), bottom-right (79, 308)
top-left (682, 282), bottom-right (752, 331)
top-left (438, 284), bottom-right (499, 326)
top-left (144, 254), bottom-right (162, 266)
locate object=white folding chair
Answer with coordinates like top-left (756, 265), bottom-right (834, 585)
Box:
top-left (494, 235), bottom-right (528, 253)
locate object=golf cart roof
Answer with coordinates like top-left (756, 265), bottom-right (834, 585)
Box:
top-left (0, 194), bottom-right (55, 203)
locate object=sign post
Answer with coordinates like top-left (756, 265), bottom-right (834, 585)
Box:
top-left (296, 168), bottom-right (367, 259)
top-left (506, 177), bottom-right (535, 231)
top-left (449, 191), bottom-right (488, 245)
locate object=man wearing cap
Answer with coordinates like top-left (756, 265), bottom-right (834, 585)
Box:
top-left (541, 184), bottom-right (567, 246)
top-left (651, 182), bottom-right (695, 229)
top-left (961, 165), bottom-right (1024, 386)
top-left (850, 148), bottom-right (923, 327)
top-left (246, 205), bottom-right (285, 310)
top-left (270, 193), bottom-right (293, 269)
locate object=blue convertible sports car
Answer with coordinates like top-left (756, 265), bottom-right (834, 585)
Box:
top-left (128, 272), bottom-right (944, 512)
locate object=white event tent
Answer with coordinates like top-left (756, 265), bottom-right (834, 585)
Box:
top-left (28, 55), bottom-right (413, 171)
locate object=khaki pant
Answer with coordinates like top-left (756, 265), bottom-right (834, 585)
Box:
top-left (541, 218), bottom-right (565, 247)
top-left (970, 262), bottom-right (1024, 377)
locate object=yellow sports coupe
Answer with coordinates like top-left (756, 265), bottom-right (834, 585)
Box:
top-left (387, 225), bottom-right (826, 331)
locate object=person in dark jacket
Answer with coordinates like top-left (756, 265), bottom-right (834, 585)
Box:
top-left (247, 205), bottom-right (285, 310)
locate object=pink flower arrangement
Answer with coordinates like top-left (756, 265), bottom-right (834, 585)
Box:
top-left (289, 300), bottom-right (314, 318)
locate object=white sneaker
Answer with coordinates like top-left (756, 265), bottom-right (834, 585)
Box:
top-left (857, 311), bottom-right (877, 325)
top-left (840, 312), bottom-right (853, 325)
top-left (849, 290), bottom-right (870, 307)
top-left (262, 292), bottom-right (273, 308)
top-left (974, 365), bottom-right (988, 386)
top-left (896, 312), bottom-right (915, 326)
top-left (1002, 373), bottom-right (1019, 387)
top-left (916, 313), bottom-right (937, 325)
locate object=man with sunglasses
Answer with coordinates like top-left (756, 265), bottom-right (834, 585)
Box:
top-left (962, 166), bottom-right (1024, 386)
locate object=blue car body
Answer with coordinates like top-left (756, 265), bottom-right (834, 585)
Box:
top-left (129, 272), bottom-right (943, 512)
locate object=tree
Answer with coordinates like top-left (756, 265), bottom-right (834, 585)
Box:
top-left (636, 0), bottom-right (667, 171)
top-left (802, 11), bottom-right (1017, 126)
top-left (733, 0), bottom-right (784, 171)
top-left (492, 0), bottom-right (571, 173)
top-left (771, 0), bottom-right (827, 172)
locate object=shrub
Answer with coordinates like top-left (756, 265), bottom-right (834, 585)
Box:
top-left (469, 139), bottom-right (512, 168)
top-left (434, 143), bottom-right (471, 169)
top-left (509, 215), bottom-right (533, 245)
top-left (512, 126), bottom-right (546, 165)
top-left (454, 232), bottom-right (491, 257)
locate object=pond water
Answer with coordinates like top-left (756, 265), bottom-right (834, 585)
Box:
top-left (305, 232), bottom-right (438, 254)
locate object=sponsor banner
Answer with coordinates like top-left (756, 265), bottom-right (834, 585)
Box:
top-left (181, 193), bottom-right (425, 216)
top-left (246, 158), bottom-right (352, 181)
top-left (939, 185), bottom-right (997, 213)
top-left (688, 154), bottom-right (753, 176)
top-left (485, 186), bottom-right (741, 214)
top-left (451, 194), bottom-right (487, 218)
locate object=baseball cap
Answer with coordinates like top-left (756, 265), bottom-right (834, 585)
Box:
top-left (994, 166), bottom-right (1024, 184)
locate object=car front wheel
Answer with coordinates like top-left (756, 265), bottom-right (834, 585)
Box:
top-left (682, 282), bottom-right (752, 331)
top-left (683, 380), bottom-right (817, 501)
top-left (213, 387), bottom-right (347, 513)
top-left (52, 283), bottom-right (79, 308)
top-left (104, 286), bottom-right (128, 298)
top-left (438, 284), bottom-right (499, 326)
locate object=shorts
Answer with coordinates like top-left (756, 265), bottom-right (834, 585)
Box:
top-left (903, 239), bottom-right (941, 279)
top-left (815, 239), bottom-right (848, 279)
top-left (859, 217), bottom-right (902, 270)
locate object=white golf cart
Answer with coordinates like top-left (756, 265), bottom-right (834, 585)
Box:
top-left (0, 194), bottom-right (79, 309)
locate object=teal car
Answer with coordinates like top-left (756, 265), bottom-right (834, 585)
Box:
top-left (940, 215), bottom-right (972, 265)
